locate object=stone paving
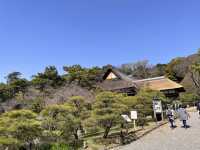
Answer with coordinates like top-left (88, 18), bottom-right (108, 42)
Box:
top-left (119, 111), bottom-right (200, 150)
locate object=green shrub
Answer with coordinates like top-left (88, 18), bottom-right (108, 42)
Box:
top-left (179, 93), bottom-right (199, 106)
top-left (51, 143), bottom-right (71, 150)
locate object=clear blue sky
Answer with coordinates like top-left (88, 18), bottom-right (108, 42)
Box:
top-left (0, 0), bottom-right (199, 82)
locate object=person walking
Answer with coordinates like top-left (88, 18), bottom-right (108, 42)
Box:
top-left (178, 105), bottom-right (190, 129)
top-left (166, 106), bottom-right (175, 128)
top-left (196, 101), bottom-right (200, 118)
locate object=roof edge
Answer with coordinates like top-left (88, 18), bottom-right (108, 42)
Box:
top-left (133, 76), bottom-right (166, 82)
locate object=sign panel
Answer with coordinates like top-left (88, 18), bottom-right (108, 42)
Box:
top-left (130, 111), bottom-right (137, 120)
top-left (121, 115), bottom-right (132, 122)
top-left (153, 101), bottom-right (162, 113)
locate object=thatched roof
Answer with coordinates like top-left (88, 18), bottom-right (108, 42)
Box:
top-left (100, 67), bottom-right (184, 92)
top-left (134, 76), bottom-right (185, 92)
top-left (103, 68), bottom-right (133, 81)
top-left (99, 79), bottom-right (137, 91)
top-left (99, 67), bottom-right (138, 91)
top-left (99, 66), bottom-right (185, 93)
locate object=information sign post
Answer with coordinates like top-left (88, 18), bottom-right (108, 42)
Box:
top-left (131, 111), bottom-right (137, 131)
top-left (153, 98), bottom-right (164, 124)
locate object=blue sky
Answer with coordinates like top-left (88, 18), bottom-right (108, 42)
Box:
top-left (0, 0), bottom-right (199, 82)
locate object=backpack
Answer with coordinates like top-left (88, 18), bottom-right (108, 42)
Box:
top-left (166, 109), bottom-right (172, 116)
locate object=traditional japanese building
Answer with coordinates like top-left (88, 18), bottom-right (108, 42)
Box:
top-left (134, 76), bottom-right (185, 99)
top-left (98, 68), bottom-right (138, 96)
top-left (99, 67), bottom-right (185, 98)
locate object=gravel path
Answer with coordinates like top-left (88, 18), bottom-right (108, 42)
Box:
top-left (119, 112), bottom-right (200, 150)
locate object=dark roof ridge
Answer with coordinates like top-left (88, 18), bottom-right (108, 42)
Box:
top-left (104, 66), bottom-right (134, 81)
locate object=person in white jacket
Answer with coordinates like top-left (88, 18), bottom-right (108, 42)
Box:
top-left (178, 105), bottom-right (190, 128)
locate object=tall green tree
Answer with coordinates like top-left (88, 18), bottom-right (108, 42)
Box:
top-left (42, 66), bottom-right (64, 87)
top-left (3, 72), bottom-right (29, 99)
top-left (0, 83), bottom-right (12, 102)
top-left (6, 72), bottom-right (22, 84)
top-left (63, 65), bottom-right (103, 88)
top-left (32, 66), bottom-right (64, 93)
top-left (166, 58), bottom-right (188, 82)
top-left (179, 93), bottom-right (198, 106)
top-left (135, 88), bottom-right (168, 116)
top-left (41, 104), bottom-right (81, 147)
top-left (90, 92), bottom-right (128, 138)
top-left (0, 110), bottom-right (42, 150)
top-left (10, 78), bottom-right (29, 98)
top-left (68, 96), bottom-right (90, 119)
top-left (151, 64), bottom-right (167, 77)
top-left (32, 77), bottom-right (50, 94)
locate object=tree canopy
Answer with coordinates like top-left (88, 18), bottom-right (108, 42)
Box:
top-left (63, 65), bottom-right (103, 88)
top-left (89, 92), bottom-right (128, 138)
top-left (0, 110), bottom-right (42, 150)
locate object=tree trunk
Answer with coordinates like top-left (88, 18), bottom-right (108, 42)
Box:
top-left (103, 127), bottom-right (110, 138)
top-left (73, 131), bottom-right (79, 150)
top-left (103, 122), bottom-right (112, 139)
top-left (120, 130), bottom-right (125, 145)
top-left (29, 142), bottom-right (32, 150)
top-left (74, 133), bottom-right (79, 140)
top-left (73, 128), bottom-right (79, 140)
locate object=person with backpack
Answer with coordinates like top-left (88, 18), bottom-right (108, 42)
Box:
top-left (166, 106), bottom-right (175, 128)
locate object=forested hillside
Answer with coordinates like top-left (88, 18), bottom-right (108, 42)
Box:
top-left (1, 51), bottom-right (200, 111)
top-left (0, 65), bottom-right (103, 111)
top-left (0, 50), bottom-right (200, 149)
